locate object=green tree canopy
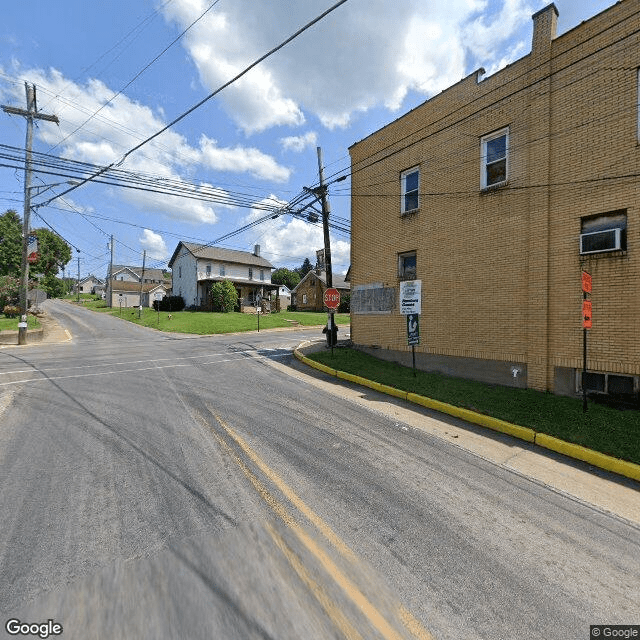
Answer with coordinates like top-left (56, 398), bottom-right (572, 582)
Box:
top-left (0, 209), bottom-right (22, 277)
top-left (271, 267), bottom-right (300, 290)
top-left (31, 228), bottom-right (72, 277)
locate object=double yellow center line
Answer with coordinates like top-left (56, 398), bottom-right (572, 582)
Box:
top-left (196, 408), bottom-right (434, 640)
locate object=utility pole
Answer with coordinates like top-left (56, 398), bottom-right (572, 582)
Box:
top-left (76, 251), bottom-right (80, 303)
top-left (108, 235), bottom-right (114, 307)
top-left (316, 146), bottom-right (336, 348)
top-left (138, 250), bottom-right (146, 318)
top-left (2, 83), bottom-right (59, 344)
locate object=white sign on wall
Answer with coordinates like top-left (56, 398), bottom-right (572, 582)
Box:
top-left (399, 280), bottom-right (422, 315)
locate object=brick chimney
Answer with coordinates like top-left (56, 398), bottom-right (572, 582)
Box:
top-left (254, 244), bottom-right (260, 257)
top-left (532, 3), bottom-right (558, 54)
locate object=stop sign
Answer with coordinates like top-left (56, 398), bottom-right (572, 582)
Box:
top-left (323, 287), bottom-right (340, 310)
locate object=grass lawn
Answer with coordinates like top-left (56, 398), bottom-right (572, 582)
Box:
top-left (308, 347), bottom-right (640, 466)
top-left (81, 299), bottom-right (349, 334)
top-left (0, 315), bottom-right (40, 331)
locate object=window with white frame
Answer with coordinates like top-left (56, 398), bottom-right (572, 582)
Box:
top-left (260, 269), bottom-right (264, 281)
top-left (398, 251), bottom-right (417, 280)
top-left (206, 264), bottom-right (211, 275)
top-left (401, 167), bottom-right (419, 214)
top-left (248, 267), bottom-right (253, 280)
top-left (219, 264), bottom-right (225, 276)
top-left (481, 128), bottom-right (509, 189)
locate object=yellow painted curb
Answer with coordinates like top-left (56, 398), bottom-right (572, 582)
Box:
top-left (535, 433), bottom-right (640, 482)
top-left (294, 348), bottom-right (639, 483)
top-left (407, 393), bottom-right (536, 443)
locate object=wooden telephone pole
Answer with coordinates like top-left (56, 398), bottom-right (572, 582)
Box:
top-left (2, 83), bottom-right (59, 344)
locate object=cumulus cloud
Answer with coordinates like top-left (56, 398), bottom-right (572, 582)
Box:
top-left (240, 197), bottom-right (350, 272)
top-left (279, 131), bottom-right (318, 153)
top-left (161, 0), bottom-right (532, 133)
top-left (0, 65), bottom-right (291, 221)
top-left (139, 229), bottom-right (169, 260)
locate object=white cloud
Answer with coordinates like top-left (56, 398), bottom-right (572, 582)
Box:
top-left (139, 229), bottom-right (169, 260)
top-left (240, 197), bottom-right (350, 272)
top-left (0, 65), bottom-right (291, 221)
top-left (279, 131), bottom-right (318, 153)
top-left (161, 0), bottom-right (532, 133)
top-left (199, 136), bottom-right (291, 182)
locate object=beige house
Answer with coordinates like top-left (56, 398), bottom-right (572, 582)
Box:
top-left (349, 2), bottom-right (640, 400)
top-left (110, 281), bottom-right (169, 309)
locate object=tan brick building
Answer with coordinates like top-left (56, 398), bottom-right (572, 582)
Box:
top-left (349, 1), bottom-right (640, 399)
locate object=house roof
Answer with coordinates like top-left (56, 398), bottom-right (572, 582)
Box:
top-left (79, 274), bottom-right (104, 285)
top-left (110, 281), bottom-right (168, 294)
top-left (292, 270), bottom-right (350, 293)
top-left (168, 241), bottom-right (274, 269)
top-left (110, 265), bottom-right (166, 281)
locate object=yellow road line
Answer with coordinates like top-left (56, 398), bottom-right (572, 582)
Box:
top-left (266, 522), bottom-right (365, 640)
top-left (206, 411), bottom-right (434, 640)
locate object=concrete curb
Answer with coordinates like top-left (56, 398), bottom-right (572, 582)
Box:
top-left (293, 346), bottom-right (640, 484)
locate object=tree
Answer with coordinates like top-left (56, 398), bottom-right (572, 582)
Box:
top-left (296, 257), bottom-right (314, 278)
top-left (271, 267), bottom-right (300, 291)
top-left (0, 210), bottom-right (22, 277)
top-left (210, 280), bottom-right (238, 313)
top-left (31, 229), bottom-right (72, 278)
top-left (0, 275), bottom-right (19, 308)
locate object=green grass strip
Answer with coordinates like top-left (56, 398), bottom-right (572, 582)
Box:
top-left (307, 347), bottom-right (640, 466)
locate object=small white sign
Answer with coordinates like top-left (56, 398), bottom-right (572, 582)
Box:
top-left (399, 280), bottom-right (422, 315)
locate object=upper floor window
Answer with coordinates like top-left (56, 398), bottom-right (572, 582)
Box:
top-left (248, 267), bottom-right (253, 280)
top-left (398, 251), bottom-right (417, 280)
top-left (580, 210), bottom-right (627, 255)
top-left (260, 269), bottom-right (265, 281)
top-left (219, 264), bottom-right (225, 276)
top-left (481, 128), bottom-right (509, 189)
top-left (401, 167), bottom-right (419, 214)
top-left (206, 264), bottom-right (211, 275)
top-left (178, 266), bottom-right (182, 278)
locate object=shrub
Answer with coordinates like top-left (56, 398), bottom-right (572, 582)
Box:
top-left (3, 305), bottom-right (21, 318)
top-left (210, 281), bottom-right (238, 313)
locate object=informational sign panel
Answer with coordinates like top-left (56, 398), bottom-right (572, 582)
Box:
top-left (407, 313), bottom-right (420, 345)
top-left (582, 299), bottom-right (592, 329)
top-left (399, 280), bottom-right (421, 315)
top-left (581, 271), bottom-right (592, 294)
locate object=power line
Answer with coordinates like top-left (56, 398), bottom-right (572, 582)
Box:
top-left (36, 0), bottom-right (350, 212)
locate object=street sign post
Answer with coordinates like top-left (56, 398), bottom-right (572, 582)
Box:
top-left (581, 271), bottom-right (592, 412)
top-left (399, 280), bottom-right (421, 316)
top-left (323, 288), bottom-right (340, 352)
top-left (407, 313), bottom-right (420, 376)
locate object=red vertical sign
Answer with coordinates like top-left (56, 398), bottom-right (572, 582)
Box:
top-left (582, 300), bottom-right (592, 329)
top-left (581, 271), bottom-right (592, 294)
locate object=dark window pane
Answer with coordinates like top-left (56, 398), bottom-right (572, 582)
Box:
top-left (608, 375), bottom-right (634, 396)
top-left (583, 372), bottom-right (605, 392)
top-left (486, 135), bottom-right (506, 163)
top-left (404, 192), bottom-right (418, 211)
top-left (404, 171), bottom-right (419, 192)
top-left (486, 159), bottom-right (506, 185)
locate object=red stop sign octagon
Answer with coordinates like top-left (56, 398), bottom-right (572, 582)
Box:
top-left (324, 288), bottom-right (340, 310)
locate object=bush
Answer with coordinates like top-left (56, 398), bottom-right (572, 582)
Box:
top-left (3, 305), bottom-right (20, 318)
top-left (210, 281), bottom-right (238, 313)
top-left (338, 293), bottom-right (350, 313)
top-left (153, 295), bottom-right (185, 312)
top-left (287, 304), bottom-right (297, 311)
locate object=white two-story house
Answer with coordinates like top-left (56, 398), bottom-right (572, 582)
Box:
top-left (168, 242), bottom-right (277, 311)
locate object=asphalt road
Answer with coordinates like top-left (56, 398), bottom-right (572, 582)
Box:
top-left (0, 300), bottom-right (638, 640)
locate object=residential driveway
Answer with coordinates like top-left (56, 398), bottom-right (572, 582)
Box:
top-left (0, 300), bottom-right (638, 640)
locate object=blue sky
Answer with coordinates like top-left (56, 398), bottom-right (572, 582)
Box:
top-left (0, 0), bottom-right (615, 279)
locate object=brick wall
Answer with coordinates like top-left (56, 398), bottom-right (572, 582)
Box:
top-left (350, 1), bottom-right (640, 392)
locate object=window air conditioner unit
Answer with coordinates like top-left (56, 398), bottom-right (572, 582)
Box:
top-left (579, 228), bottom-right (623, 254)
